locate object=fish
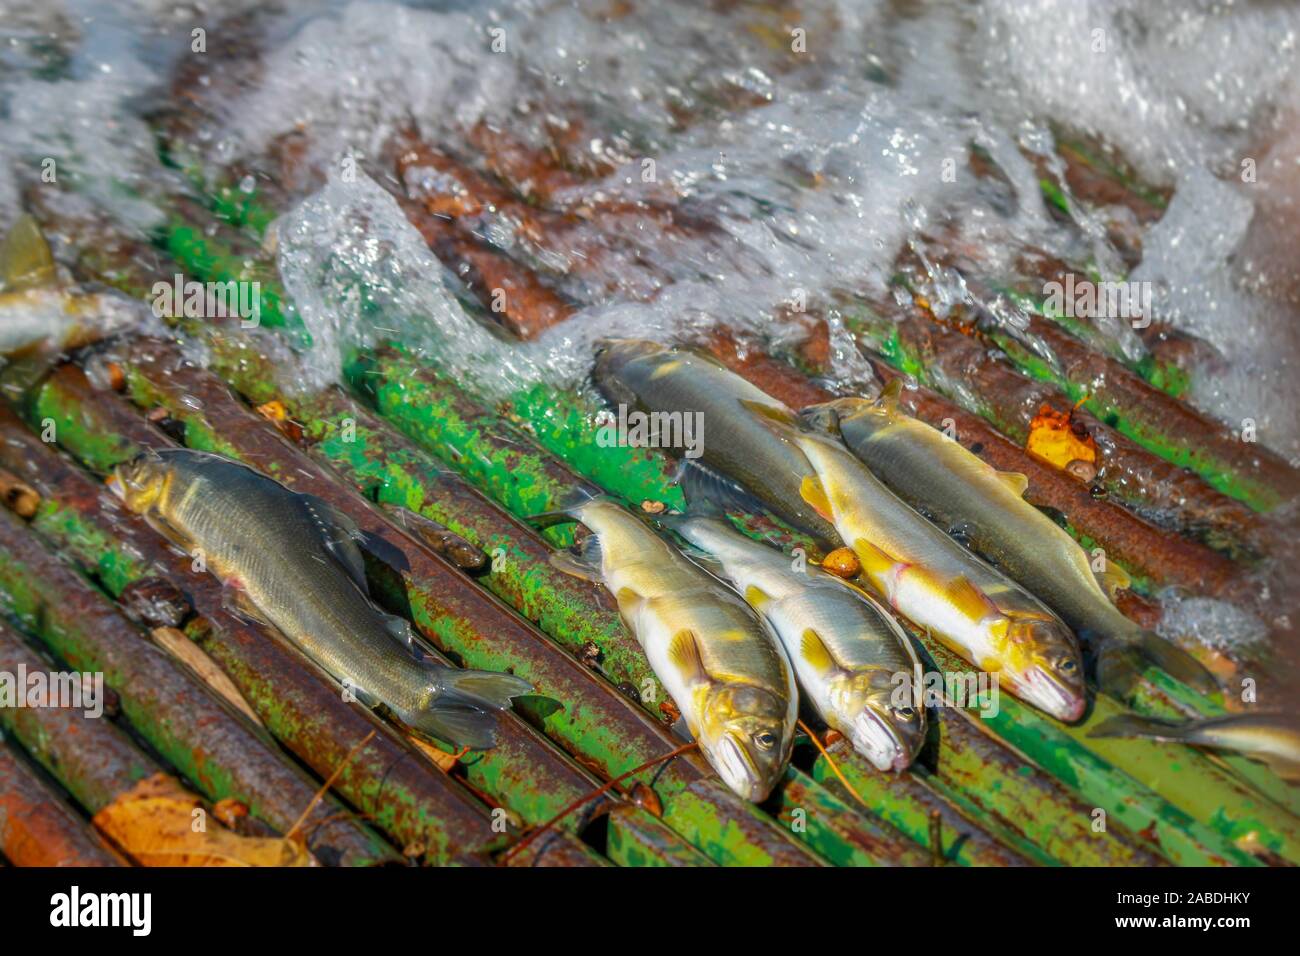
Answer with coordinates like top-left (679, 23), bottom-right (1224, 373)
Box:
top-left (592, 338), bottom-right (842, 548)
top-left (802, 381), bottom-right (1218, 696)
top-left (667, 514), bottom-right (926, 772)
top-left (0, 214), bottom-right (138, 361)
top-left (537, 494), bottom-right (797, 801)
top-left (764, 413), bottom-right (1087, 722)
top-left (1090, 712), bottom-right (1300, 782)
top-left (111, 448), bottom-right (531, 749)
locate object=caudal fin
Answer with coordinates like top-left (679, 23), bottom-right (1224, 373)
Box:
top-left (1088, 714), bottom-right (1188, 742)
top-left (405, 669), bottom-right (533, 750)
top-left (1096, 632), bottom-right (1218, 698)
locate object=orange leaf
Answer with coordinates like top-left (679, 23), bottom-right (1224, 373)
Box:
top-left (1026, 403), bottom-right (1097, 471)
top-left (92, 774), bottom-right (317, 867)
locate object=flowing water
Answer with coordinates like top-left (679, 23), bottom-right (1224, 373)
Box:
top-left (2, 0), bottom-right (1297, 660)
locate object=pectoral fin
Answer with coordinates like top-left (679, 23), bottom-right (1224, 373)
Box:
top-left (549, 549), bottom-right (603, 583)
top-left (667, 630), bottom-right (709, 688)
top-left (799, 628), bottom-right (840, 675)
top-left (799, 474), bottom-right (833, 521)
top-left (940, 575), bottom-right (995, 620)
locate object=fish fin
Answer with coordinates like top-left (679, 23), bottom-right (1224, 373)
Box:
top-left (1131, 631), bottom-right (1218, 695)
top-left (674, 458), bottom-right (764, 515)
top-left (438, 666), bottom-right (534, 710)
top-left (614, 587), bottom-right (645, 618)
top-left (380, 613), bottom-right (432, 662)
top-left (737, 397), bottom-right (799, 428)
top-left (799, 474), bottom-right (833, 521)
top-left (142, 508), bottom-right (197, 554)
top-left (995, 470), bottom-right (1029, 498)
top-left (222, 583), bottom-right (273, 628)
top-left (524, 488), bottom-right (600, 529)
top-left (666, 630), bottom-right (709, 687)
top-left (744, 584), bottom-right (774, 612)
top-left (852, 536), bottom-right (898, 580)
top-left (1087, 713), bottom-right (1186, 742)
top-left (1094, 561), bottom-right (1131, 600)
top-left (0, 214), bottom-right (57, 292)
top-left (549, 549), bottom-right (603, 583)
top-left (797, 401), bottom-right (843, 436)
top-left (297, 493), bottom-right (369, 595)
top-left (671, 714), bottom-right (695, 743)
top-left (940, 576), bottom-right (995, 620)
top-left (871, 378), bottom-right (905, 418)
top-left (403, 703), bottom-right (501, 750)
top-left (799, 628), bottom-right (839, 675)
top-left (1257, 754), bottom-right (1300, 783)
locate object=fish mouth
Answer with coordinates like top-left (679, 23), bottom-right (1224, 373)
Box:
top-left (1016, 665), bottom-right (1086, 723)
top-left (849, 708), bottom-right (913, 773)
top-left (711, 733), bottom-right (772, 802)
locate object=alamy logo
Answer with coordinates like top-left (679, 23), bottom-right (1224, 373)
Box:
top-left (893, 669), bottom-right (1000, 718)
top-left (1042, 274), bottom-right (1151, 328)
top-left (595, 404), bottom-right (705, 459)
top-left (0, 665), bottom-right (104, 718)
top-left (50, 886), bottom-right (151, 936)
top-left (151, 273), bottom-right (262, 328)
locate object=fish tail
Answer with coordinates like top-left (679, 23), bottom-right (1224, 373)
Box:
top-left (1095, 631), bottom-right (1219, 698)
top-left (1088, 713), bottom-right (1188, 742)
top-left (406, 668), bottom-right (534, 750)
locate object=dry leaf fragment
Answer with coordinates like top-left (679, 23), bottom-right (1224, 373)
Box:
top-left (1026, 402), bottom-right (1098, 471)
top-left (150, 626), bottom-right (264, 728)
top-left (93, 774), bottom-right (317, 867)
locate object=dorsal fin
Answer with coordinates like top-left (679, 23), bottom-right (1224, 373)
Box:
top-left (297, 493), bottom-right (368, 594)
top-left (871, 379), bottom-right (905, 418)
top-left (667, 630), bottom-right (709, 686)
top-left (995, 470), bottom-right (1029, 498)
top-left (0, 214), bottom-right (57, 292)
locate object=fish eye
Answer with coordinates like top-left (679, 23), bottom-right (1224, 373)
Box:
top-left (896, 707), bottom-right (916, 721)
top-left (753, 731), bottom-right (777, 751)
top-left (1059, 659), bottom-right (1077, 673)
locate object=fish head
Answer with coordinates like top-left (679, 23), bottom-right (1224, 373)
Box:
top-left (1001, 616), bottom-right (1087, 722)
top-left (698, 682), bottom-right (792, 801)
top-left (111, 452), bottom-right (172, 513)
top-left (831, 668), bottom-right (926, 772)
top-left (592, 338), bottom-right (669, 401)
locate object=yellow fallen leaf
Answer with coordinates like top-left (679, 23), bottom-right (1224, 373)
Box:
top-left (1026, 402), bottom-right (1097, 471)
top-left (406, 734), bottom-right (465, 773)
top-left (93, 774), bottom-right (317, 867)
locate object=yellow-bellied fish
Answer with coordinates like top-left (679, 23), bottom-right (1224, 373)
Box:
top-left (668, 514), bottom-right (926, 771)
top-left (540, 495), bottom-right (797, 801)
top-left (772, 418), bottom-right (1087, 722)
top-left (803, 382), bottom-right (1217, 695)
top-left (112, 448), bottom-right (531, 749)
top-left (1091, 712), bottom-right (1300, 782)
top-left (593, 339), bottom-right (842, 548)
